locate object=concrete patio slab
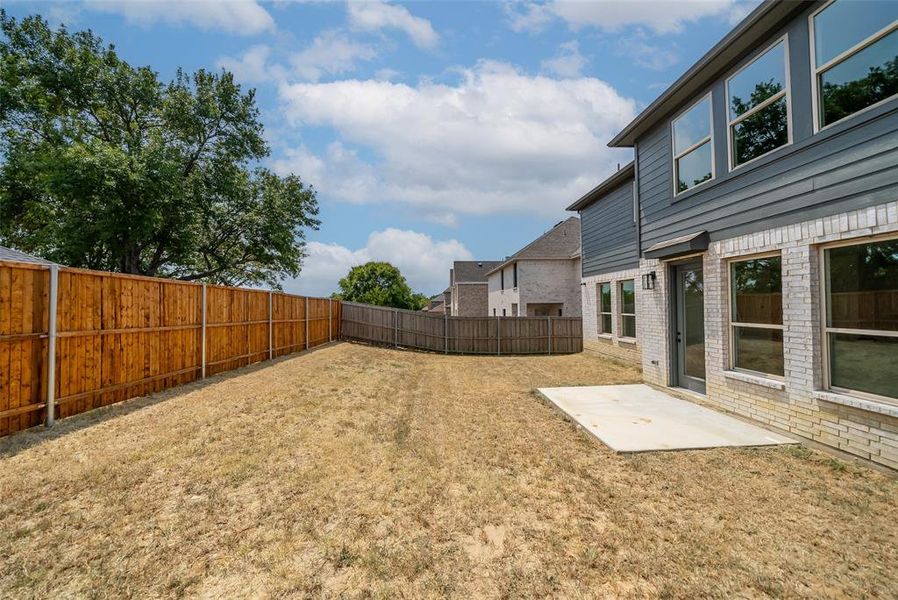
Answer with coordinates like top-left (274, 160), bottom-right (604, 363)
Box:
top-left (536, 384), bottom-right (795, 453)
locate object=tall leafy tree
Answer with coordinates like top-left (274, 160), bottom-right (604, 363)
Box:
top-left (0, 12), bottom-right (319, 287)
top-left (335, 262), bottom-right (429, 310)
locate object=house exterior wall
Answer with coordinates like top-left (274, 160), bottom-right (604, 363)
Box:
top-left (634, 200), bottom-right (898, 470)
top-left (581, 266), bottom-right (642, 366)
top-left (518, 259), bottom-right (582, 317)
top-left (636, 2), bottom-right (898, 253)
top-left (581, 180), bottom-right (639, 277)
top-left (487, 265), bottom-right (520, 316)
top-left (453, 283), bottom-right (489, 317)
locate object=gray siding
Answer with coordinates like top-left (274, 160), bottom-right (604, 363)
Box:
top-left (581, 180), bottom-right (639, 277)
top-left (636, 2), bottom-right (898, 251)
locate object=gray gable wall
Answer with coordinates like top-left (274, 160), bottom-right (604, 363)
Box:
top-left (580, 179), bottom-right (639, 277)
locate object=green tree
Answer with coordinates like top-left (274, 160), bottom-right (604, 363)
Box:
top-left (0, 12), bottom-right (319, 287)
top-left (336, 262), bottom-right (429, 310)
top-left (730, 80), bottom-right (788, 165)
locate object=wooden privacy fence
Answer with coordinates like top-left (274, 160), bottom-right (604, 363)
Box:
top-left (0, 260), bottom-right (341, 437)
top-left (341, 301), bottom-right (582, 355)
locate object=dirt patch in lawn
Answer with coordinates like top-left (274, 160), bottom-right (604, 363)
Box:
top-left (1, 342), bottom-right (896, 598)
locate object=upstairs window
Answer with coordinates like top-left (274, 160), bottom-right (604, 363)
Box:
top-left (811, 0), bottom-right (898, 129)
top-left (500, 269), bottom-right (505, 290)
top-left (672, 95), bottom-right (713, 195)
top-left (727, 39), bottom-right (790, 167)
top-left (513, 263), bottom-right (518, 287)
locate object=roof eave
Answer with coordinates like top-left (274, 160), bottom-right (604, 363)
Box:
top-left (566, 162), bottom-right (635, 212)
top-left (608, 0), bottom-right (794, 148)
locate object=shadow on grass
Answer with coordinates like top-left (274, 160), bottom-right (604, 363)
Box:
top-left (0, 341), bottom-right (343, 459)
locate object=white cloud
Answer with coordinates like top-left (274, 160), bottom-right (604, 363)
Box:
top-left (217, 31), bottom-right (377, 84)
top-left (276, 60), bottom-right (636, 220)
top-left (282, 229), bottom-right (471, 296)
top-left (541, 40), bottom-right (588, 78)
top-left (347, 0), bottom-right (439, 48)
top-left (507, 0), bottom-right (738, 34)
top-left (615, 33), bottom-right (680, 71)
top-left (84, 0), bottom-right (275, 35)
top-left (216, 45), bottom-right (287, 83)
top-left (290, 30), bottom-right (378, 81)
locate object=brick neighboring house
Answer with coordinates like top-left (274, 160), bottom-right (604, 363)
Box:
top-left (447, 261), bottom-right (502, 316)
top-left (486, 217), bottom-right (582, 317)
top-left (569, 0), bottom-right (898, 470)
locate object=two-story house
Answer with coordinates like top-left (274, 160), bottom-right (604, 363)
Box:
top-left (573, 0), bottom-right (898, 470)
top-left (447, 261), bottom-right (503, 316)
top-left (486, 216), bottom-right (582, 317)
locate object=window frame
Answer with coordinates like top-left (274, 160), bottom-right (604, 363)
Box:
top-left (597, 282), bottom-right (613, 336)
top-left (618, 279), bottom-right (637, 340)
top-left (500, 268), bottom-right (504, 290)
top-left (728, 252), bottom-right (785, 379)
top-left (670, 92), bottom-right (715, 197)
top-left (513, 262), bottom-right (518, 288)
top-left (819, 234), bottom-right (898, 406)
top-left (809, 0), bottom-right (898, 133)
top-left (725, 35), bottom-right (793, 171)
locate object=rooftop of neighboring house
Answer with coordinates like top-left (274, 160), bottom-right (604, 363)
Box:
top-left (567, 162), bottom-right (635, 212)
top-left (0, 246), bottom-right (56, 265)
top-left (452, 260), bottom-right (503, 283)
top-left (486, 216), bottom-right (581, 275)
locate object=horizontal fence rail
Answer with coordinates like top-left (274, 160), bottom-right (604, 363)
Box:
top-left (341, 302), bottom-right (582, 355)
top-left (0, 259), bottom-right (340, 437)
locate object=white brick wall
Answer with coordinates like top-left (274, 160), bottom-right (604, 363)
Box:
top-left (490, 259), bottom-right (582, 317)
top-left (581, 266), bottom-right (641, 366)
top-left (635, 199), bottom-right (898, 470)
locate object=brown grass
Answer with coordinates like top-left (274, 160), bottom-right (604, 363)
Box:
top-left (1, 342), bottom-right (896, 598)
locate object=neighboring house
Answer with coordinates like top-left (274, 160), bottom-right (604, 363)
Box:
top-left (571, 0), bottom-right (898, 470)
top-left (567, 164), bottom-right (640, 365)
top-left (423, 295), bottom-right (445, 314)
top-left (0, 246), bottom-right (55, 265)
top-left (486, 217), bottom-right (582, 317)
top-left (447, 261), bottom-right (503, 316)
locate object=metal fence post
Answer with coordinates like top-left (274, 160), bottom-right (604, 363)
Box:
top-left (305, 296), bottom-right (310, 350)
top-left (268, 291), bottom-right (273, 360)
top-left (394, 308), bottom-right (399, 347)
top-left (547, 316), bottom-right (552, 355)
top-left (45, 264), bottom-right (59, 427)
top-left (444, 313), bottom-right (449, 354)
top-left (201, 283), bottom-right (207, 379)
top-left (496, 315), bottom-right (501, 356)
top-left (328, 299), bottom-right (332, 343)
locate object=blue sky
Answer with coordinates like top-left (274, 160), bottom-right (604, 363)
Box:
top-left (6, 0), bottom-right (757, 296)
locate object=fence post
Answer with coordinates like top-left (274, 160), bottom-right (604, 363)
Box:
top-left (496, 315), bottom-right (501, 356)
top-left (547, 316), bottom-right (552, 355)
top-left (394, 308), bottom-right (399, 347)
top-left (201, 283), bottom-right (207, 379)
top-left (268, 291), bottom-right (273, 361)
top-left (305, 296), bottom-right (310, 350)
top-left (45, 264), bottom-right (59, 427)
top-left (328, 299), bottom-right (332, 343)
top-left (444, 313), bottom-right (448, 354)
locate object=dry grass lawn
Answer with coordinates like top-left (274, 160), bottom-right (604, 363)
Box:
top-left (1, 342), bottom-right (897, 598)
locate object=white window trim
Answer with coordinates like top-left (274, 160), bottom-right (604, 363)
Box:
top-left (598, 282), bottom-right (613, 335)
top-left (670, 92), bottom-right (715, 197)
top-left (618, 279), bottom-right (637, 340)
top-left (819, 235), bottom-right (898, 407)
top-left (725, 35), bottom-right (793, 171)
top-left (809, 0), bottom-right (898, 133)
top-left (727, 252), bottom-right (785, 380)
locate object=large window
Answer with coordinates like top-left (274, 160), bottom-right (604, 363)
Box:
top-left (730, 256), bottom-right (784, 376)
top-left (598, 282), bottom-right (612, 334)
top-left (672, 95), bottom-right (713, 194)
top-left (727, 39), bottom-right (790, 167)
top-left (824, 239), bottom-right (898, 402)
top-left (619, 280), bottom-right (636, 338)
top-left (811, 0), bottom-right (898, 129)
